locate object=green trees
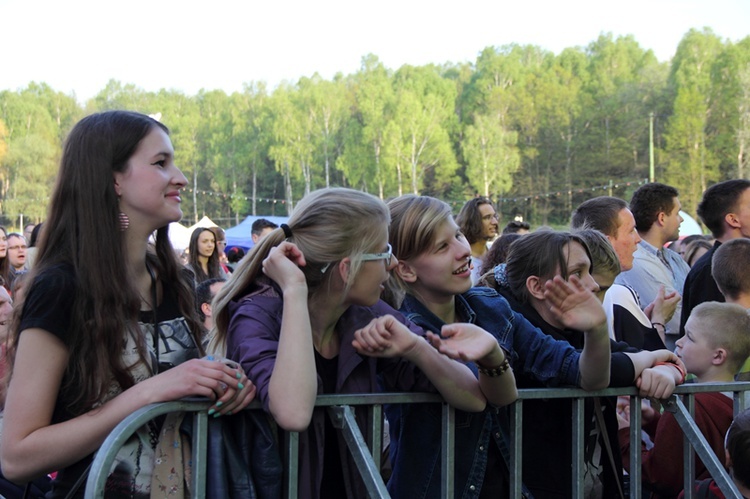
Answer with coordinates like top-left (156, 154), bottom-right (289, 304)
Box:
top-left (2, 29), bottom-right (750, 229)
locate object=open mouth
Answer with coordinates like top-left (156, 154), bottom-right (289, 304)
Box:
top-left (453, 262), bottom-right (471, 275)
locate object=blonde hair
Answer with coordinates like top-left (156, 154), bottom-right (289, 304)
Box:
top-left (385, 195), bottom-right (454, 307)
top-left (690, 302), bottom-right (750, 374)
top-left (210, 188), bottom-right (390, 353)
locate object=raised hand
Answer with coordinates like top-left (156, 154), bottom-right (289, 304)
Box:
top-left (543, 275), bottom-right (606, 332)
top-left (262, 241), bottom-right (308, 292)
top-left (644, 286), bottom-right (681, 325)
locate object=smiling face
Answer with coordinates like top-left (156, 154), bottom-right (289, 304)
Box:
top-left (479, 203), bottom-right (499, 240)
top-left (113, 127), bottom-right (188, 233)
top-left (398, 218), bottom-right (473, 306)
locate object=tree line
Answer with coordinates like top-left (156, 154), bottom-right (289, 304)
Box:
top-left (1, 28), bottom-right (748, 229)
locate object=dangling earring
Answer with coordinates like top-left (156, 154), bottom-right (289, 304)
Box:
top-left (119, 211), bottom-right (130, 231)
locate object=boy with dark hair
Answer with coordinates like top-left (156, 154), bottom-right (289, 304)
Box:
top-left (617, 183), bottom-right (690, 347)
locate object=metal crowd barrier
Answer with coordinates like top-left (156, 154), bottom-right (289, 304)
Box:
top-left (85, 383), bottom-right (750, 499)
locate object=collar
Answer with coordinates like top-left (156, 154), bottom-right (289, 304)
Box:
top-left (400, 293), bottom-right (476, 331)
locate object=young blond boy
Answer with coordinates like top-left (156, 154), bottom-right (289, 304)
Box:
top-left (619, 302), bottom-right (750, 498)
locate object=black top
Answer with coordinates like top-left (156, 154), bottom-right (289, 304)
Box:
top-left (679, 241), bottom-right (725, 336)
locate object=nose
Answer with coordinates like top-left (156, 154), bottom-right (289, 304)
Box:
top-left (173, 166), bottom-right (188, 188)
top-left (582, 273), bottom-right (599, 293)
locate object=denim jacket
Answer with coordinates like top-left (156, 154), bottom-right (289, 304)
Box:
top-left (386, 287), bottom-right (584, 499)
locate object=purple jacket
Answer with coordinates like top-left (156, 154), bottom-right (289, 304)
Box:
top-left (226, 278), bottom-right (436, 499)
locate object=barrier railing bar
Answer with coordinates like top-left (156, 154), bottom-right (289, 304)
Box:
top-left (441, 402), bottom-right (455, 498)
top-left (84, 399), bottom-right (211, 499)
top-left (369, 404), bottom-right (383, 471)
top-left (628, 394), bottom-right (643, 499)
top-left (191, 410), bottom-right (209, 497)
top-left (667, 395), bottom-right (742, 499)
top-left (572, 397), bottom-right (584, 498)
top-left (509, 400), bottom-right (524, 498)
top-left (328, 406), bottom-right (390, 498)
top-left (285, 430), bottom-right (299, 499)
top-left (86, 384), bottom-right (750, 498)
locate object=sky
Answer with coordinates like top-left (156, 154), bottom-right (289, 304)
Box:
top-left (2, 0), bottom-right (749, 104)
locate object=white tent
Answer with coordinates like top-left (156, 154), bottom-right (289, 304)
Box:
top-left (187, 216), bottom-right (218, 232)
top-left (679, 211), bottom-right (703, 237)
top-left (167, 222), bottom-right (192, 251)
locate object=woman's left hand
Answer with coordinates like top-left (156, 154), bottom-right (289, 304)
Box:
top-left (205, 359), bottom-right (257, 417)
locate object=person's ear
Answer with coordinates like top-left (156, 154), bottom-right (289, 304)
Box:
top-left (201, 302), bottom-right (212, 318)
top-left (338, 258), bottom-right (351, 284)
top-left (113, 176), bottom-right (122, 197)
top-left (726, 212), bottom-right (741, 230)
top-left (526, 275), bottom-right (546, 300)
top-left (395, 260), bottom-right (417, 283)
top-left (725, 448), bottom-right (733, 468)
top-left (713, 347), bottom-right (728, 366)
top-left (657, 211), bottom-right (667, 227)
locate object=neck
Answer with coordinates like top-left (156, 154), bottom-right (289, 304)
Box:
top-left (308, 291), bottom-right (348, 354)
top-left (728, 295), bottom-right (750, 309)
top-left (470, 240), bottom-right (487, 259)
top-left (694, 368), bottom-right (735, 384)
top-left (418, 292), bottom-right (457, 325)
top-left (640, 230), bottom-right (667, 249)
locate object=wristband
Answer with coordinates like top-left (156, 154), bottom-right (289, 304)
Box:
top-left (654, 361), bottom-right (686, 384)
top-left (477, 358), bottom-right (511, 377)
top-left (652, 322), bottom-right (665, 331)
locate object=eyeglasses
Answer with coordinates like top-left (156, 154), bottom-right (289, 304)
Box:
top-left (320, 244), bottom-right (393, 273)
top-left (360, 243), bottom-right (393, 263)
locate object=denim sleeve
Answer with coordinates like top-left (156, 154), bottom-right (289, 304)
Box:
top-left (508, 311), bottom-right (580, 386)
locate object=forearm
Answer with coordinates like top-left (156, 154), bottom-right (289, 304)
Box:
top-left (268, 287), bottom-right (318, 431)
top-left (477, 350), bottom-right (518, 407)
top-left (578, 321), bottom-right (612, 390)
top-left (406, 340), bottom-right (486, 412)
top-left (2, 379), bottom-right (152, 482)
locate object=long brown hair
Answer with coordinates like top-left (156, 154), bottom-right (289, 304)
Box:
top-left (187, 227), bottom-right (221, 283)
top-left (9, 111), bottom-right (203, 415)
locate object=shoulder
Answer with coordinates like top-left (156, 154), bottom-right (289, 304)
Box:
top-left (603, 283), bottom-right (638, 303)
top-left (23, 263), bottom-right (77, 308)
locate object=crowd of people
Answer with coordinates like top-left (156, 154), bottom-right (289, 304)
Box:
top-left (0, 110), bottom-right (747, 499)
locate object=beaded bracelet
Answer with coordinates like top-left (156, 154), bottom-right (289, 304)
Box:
top-left (654, 360), bottom-right (687, 384)
top-left (477, 358), bottom-right (511, 377)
